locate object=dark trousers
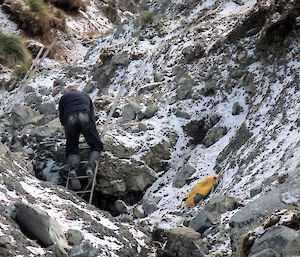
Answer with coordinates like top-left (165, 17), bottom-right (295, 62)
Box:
top-left (64, 111), bottom-right (103, 156)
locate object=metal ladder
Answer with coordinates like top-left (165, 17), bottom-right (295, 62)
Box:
top-left (66, 160), bottom-right (99, 204)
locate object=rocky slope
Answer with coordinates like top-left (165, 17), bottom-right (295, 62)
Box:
top-left (0, 0), bottom-right (300, 256)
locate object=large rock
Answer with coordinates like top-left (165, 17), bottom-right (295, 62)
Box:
top-left (173, 164), bottom-right (196, 188)
top-left (99, 152), bottom-right (157, 196)
top-left (142, 140), bottom-right (172, 172)
top-left (249, 226), bottom-right (299, 257)
top-left (13, 201), bottom-right (70, 256)
top-left (188, 210), bottom-right (216, 234)
top-left (162, 227), bottom-right (208, 257)
top-left (202, 126), bottom-right (227, 147)
top-left (11, 105), bottom-right (44, 128)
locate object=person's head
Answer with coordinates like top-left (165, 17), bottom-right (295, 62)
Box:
top-left (64, 84), bottom-right (78, 94)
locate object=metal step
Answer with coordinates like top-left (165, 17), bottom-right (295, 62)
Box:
top-left (66, 160), bottom-right (99, 204)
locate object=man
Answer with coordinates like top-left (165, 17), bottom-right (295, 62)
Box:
top-left (59, 85), bottom-right (103, 190)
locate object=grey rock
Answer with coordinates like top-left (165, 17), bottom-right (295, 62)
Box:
top-left (229, 190), bottom-right (288, 229)
top-left (38, 102), bottom-right (57, 115)
top-left (99, 152), bottom-right (157, 197)
top-left (122, 101), bottom-right (143, 121)
top-left (173, 164), bottom-right (196, 188)
top-left (232, 102), bottom-right (243, 115)
top-left (282, 235), bottom-right (300, 256)
top-left (202, 79), bottom-right (217, 96)
top-left (14, 201), bottom-right (70, 254)
top-left (11, 105), bottom-right (44, 128)
top-left (249, 226), bottom-right (299, 256)
top-left (133, 205), bottom-right (146, 219)
top-left (216, 124), bottom-right (252, 166)
top-left (176, 83), bottom-right (193, 100)
top-left (142, 200), bottom-right (158, 215)
top-left (65, 229), bottom-right (84, 246)
top-left (163, 227), bottom-right (208, 257)
top-left (188, 210), bottom-right (215, 234)
top-left (250, 184), bottom-right (263, 198)
top-left (69, 243), bottom-right (98, 257)
top-left (111, 53), bottom-right (129, 66)
top-left (250, 248), bottom-right (279, 257)
top-left (204, 195), bottom-right (240, 213)
top-left (245, 85), bottom-right (257, 95)
top-left (144, 104), bottom-right (159, 119)
top-left (115, 200), bottom-right (129, 214)
top-left (202, 126), bottom-right (227, 147)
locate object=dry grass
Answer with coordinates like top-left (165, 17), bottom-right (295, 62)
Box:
top-left (0, 31), bottom-right (31, 66)
top-left (2, 0), bottom-right (66, 43)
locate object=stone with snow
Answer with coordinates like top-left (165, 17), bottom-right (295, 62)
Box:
top-left (249, 226), bottom-right (299, 257)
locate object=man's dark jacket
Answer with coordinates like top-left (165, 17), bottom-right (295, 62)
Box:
top-left (59, 90), bottom-right (94, 126)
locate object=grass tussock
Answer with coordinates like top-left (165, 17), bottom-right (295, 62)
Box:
top-left (3, 0), bottom-right (66, 42)
top-left (140, 11), bottom-right (154, 28)
top-left (28, 0), bottom-right (49, 16)
top-left (13, 64), bottom-right (28, 80)
top-left (0, 31), bottom-right (31, 66)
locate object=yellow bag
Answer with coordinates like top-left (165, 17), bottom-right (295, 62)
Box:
top-left (186, 176), bottom-right (218, 208)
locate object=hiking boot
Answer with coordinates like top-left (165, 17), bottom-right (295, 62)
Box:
top-left (69, 170), bottom-right (81, 190)
top-left (86, 169), bottom-right (94, 185)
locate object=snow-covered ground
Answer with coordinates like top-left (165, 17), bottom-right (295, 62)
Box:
top-left (0, 0), bottom-right (300, 255)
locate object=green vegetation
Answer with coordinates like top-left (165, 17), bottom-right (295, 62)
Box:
top-left (28, 0), bottom-right (49, 16)
top-left (13, 64), bottom-right (28, 80)
top-left (140, 11), bottom-right (154, 28)
top-left (0, 31), bottom-right (30, 66)
top-left (107, 0), bottom-right (115, 8)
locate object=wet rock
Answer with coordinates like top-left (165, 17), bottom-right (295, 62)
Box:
top-left (162, 227), bottom-right (208, 257)
top-left (173, 164), bottom-right (196, 188)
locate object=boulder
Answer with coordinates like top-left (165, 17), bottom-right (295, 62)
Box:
top-left (204, 195), bottom-right (240, 213)
top-left (173, 164), bottom-right (196, 188)
top-left (11, 105), bottom-right (44, 129)
top-left (162, 227), bottom-right (208, 257)
top-left (188, 210), bottom-right (215, 234)
top-left (13, 201), bottom-right (70, 256)
top-left (202, 126), bottom-right (227, 147)
top-left (249, 226), bottom-right (299, 256)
